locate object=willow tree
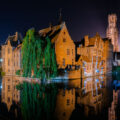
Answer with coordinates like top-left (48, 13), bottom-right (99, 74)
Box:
top-left (22, 28), bottom-right (58, 80)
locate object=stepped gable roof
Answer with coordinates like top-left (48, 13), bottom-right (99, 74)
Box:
top-left (89, 37), bottom-right (96, 46)
top-left (5, 32), bottom-right (22, 47)
top-left (39, 22), bottom-right (65, 43)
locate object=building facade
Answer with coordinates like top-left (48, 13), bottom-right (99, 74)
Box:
top-left (39, 22), bottom-right (75, 69)
top-left (106, 14), bottom-right (119, 52)
top-left (76, 33), bottom-right (113, 77)
top-left (1, 32), bottom-right (22, 75)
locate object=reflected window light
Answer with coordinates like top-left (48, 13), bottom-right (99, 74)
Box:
top-left (95, 79), bottom-right (99, 82)
top-left (0, 59), bottom-right (3, 62)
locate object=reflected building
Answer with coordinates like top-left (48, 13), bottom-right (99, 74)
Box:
top-left (108, 90), bottom-right (119, 120)
top-left (77, 77), bottom-right (103, 116)
top-left (54, 88), bottom-right (75, 120)
top-left (76, 33), bottom-right (113, 78)
top-left (1, 76), bottom-right (20, 111)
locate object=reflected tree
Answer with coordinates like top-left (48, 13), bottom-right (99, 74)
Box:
top-left (16, 82), bottom-right (58, 120)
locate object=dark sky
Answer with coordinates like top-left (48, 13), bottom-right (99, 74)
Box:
top-left (0, 0), bottom-right (120, 43)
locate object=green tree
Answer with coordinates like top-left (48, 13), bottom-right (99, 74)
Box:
top-left (21, 28), bottom-right (58, 80)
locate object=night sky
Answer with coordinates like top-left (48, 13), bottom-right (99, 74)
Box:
top-left (0, 0), bottom-right (120, 44)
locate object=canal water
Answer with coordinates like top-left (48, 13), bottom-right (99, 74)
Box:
top-left (0, 74), bottom-right (119, 120)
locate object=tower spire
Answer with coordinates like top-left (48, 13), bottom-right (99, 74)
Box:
top-left (58, 8), bottom-right (62, 24)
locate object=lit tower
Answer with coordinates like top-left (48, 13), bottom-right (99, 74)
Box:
top-left (106, 14), bottom-right (119, 52)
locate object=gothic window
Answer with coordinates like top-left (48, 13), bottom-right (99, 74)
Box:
top-left (8, 48), bottom-right (10, 54)
top-left (8, 59), bottom-right (10, 66)
top-left (8, 85), bottom-right (10, 92)
top-left (67, 49), bottom-right (70, 55)
top-left (67, 99), bottom-right (70, 106)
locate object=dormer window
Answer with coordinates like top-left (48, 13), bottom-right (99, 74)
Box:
top-left (63, 38), bottom-right (66, 42)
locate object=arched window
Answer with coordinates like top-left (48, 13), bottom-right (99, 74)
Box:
top-left (8, 48), bottom-right (10, 54)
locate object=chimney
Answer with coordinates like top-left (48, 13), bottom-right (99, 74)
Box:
top-left (15, 32), bottom-right (18, 41)
top-left (84, 35), bottom-right (89, 47)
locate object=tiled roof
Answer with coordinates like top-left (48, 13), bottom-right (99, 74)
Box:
top-left (39, 22), bottom-right (65, 43)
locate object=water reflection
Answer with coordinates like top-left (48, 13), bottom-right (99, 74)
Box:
top-left (54, 89), bottom-right (75, 120)
top-left (0, 74), bottom-right (116, 120)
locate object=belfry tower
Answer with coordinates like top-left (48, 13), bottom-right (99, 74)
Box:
top-left (106, 14), bottom-right (119, 52)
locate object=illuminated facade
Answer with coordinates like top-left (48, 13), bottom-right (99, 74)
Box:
top-left (108, 90), bottom-right (119, 120)
top-left (1, 32), bottom-right (22, 75)
top-left (1, 76), bottom-right (20, 111)
top-left (76, 33), bottom-right (113, 77)
top-left (106, 14), bottom-right (119, 52)
top-left (54, 89), bottom-right (75, 120)
top-left (39, 22), bottom-right (75, 69)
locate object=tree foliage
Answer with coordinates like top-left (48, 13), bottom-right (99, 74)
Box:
top-left (21, 28), bottom-right (58, 80)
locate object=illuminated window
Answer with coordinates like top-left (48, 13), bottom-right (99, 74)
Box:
top-left (63, 38), bottom-right (66, 42)
top-left (63, 58), bottom-right (65, 66)
top-left (67, 49), bottom-right (70, 55)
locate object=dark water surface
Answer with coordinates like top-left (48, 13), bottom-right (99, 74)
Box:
top-left (0, 74), bottom-right (119, 120)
